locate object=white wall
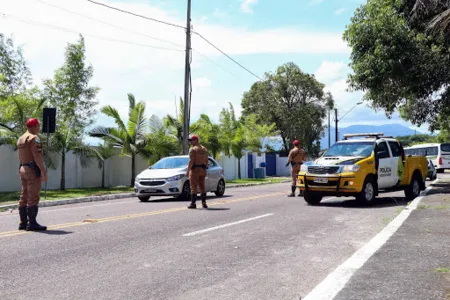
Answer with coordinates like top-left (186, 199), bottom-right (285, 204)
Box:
top-left (0, 146), bottom-right (149, 192)
top-left (0, 145), bottom-right (290, 192)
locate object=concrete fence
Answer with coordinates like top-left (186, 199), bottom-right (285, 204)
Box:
top-left (0, 145), bottom-right (294, 192)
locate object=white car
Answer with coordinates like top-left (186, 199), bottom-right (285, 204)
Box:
top-left (134, 155), bottom-right (226, 202)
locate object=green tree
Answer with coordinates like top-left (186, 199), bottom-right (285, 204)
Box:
top-left (343, 0), bottom-right (450, 130)
top-left (220, 104), bottom-right (276, 179)
top-left (90, 142), bottom-right (117, 188)
top-left (146, 115), bottom-right (179, 164)
top-left (0, 33), bottom-right (31, 100)
top-left (191, 114), bottom-right (222, 159)
top-left (89, 94), bottom-right (149, 186)
top-left (396, 134), bottom-right (436, 147)
top-left (241, 62), bottom-right (331, 154)
top-left (163, 97), bottom-right (200, 153)
top-left (42, 35), bottom-right (99, 190)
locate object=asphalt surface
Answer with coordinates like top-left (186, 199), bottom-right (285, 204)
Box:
top-left (0, 177), bottom-right (440, 300)
top-left (334, 175), bottom-right (450, 300)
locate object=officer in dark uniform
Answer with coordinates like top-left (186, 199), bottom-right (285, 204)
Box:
top-left (287, 140), bottom-right (306, 197)
top-left (185, 135), bottom-right (209, 209)
top-left (17, 118), bottom-right (47, 231)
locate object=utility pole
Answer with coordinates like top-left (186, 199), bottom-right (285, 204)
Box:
top-left (335, 108), bottom-right (338, 142)
top-left (182, 0), bottom-right (192, 155)
top-left (328, 109), bottom-right (331, 148)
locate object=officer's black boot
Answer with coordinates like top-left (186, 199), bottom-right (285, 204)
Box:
top-left (188, 194), bottom-right (197, 209)
top-left (298, 189), bottom-right (303, 197)
top-left (288, 186), bottom-right (296, 197)
top-left (201, 193), bottom-right (208, 209)
top-left (18, 207), bottom-right (28, 230)
top-left (26, 206), bottom-right (47, 231)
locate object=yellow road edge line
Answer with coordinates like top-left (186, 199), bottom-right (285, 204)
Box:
top-left (0, 192), bottom-right (286, 238)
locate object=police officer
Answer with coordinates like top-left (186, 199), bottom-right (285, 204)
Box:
top-left (17, 118), bottom-right (47, 231)
top-left (185, 135), bottom-right (209, 209)
top-left (287, 140), bottom-right (306, 197)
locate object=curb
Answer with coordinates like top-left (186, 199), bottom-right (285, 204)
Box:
top-left (0, 180), bottom-right (290, 211)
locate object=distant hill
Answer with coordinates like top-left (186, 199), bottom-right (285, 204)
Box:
top-left (262, 124), bottom-right (426, 151)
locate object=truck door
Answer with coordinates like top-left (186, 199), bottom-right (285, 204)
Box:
top-left (376, 141), bottom-right (394, 189)
top-left (388, 141), bottom-right (404, 186)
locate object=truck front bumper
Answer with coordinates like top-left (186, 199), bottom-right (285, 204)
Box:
top-left (297, 173), bottom-right (363, 197)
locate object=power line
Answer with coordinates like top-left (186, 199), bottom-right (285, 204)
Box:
top-left (86, 0), bottom-right (186, 30)
top-left (1, 13), bottom-right (184, 52)
top-left (34, 0), bottom-right (184, 49)
top-left (192, 49), bottom-right (237, 77)
top-left (193, 31), bottom-right (262, 81)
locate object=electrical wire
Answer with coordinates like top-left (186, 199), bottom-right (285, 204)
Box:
top-left (34, 0), bottom-right (184, 49)
top-left (192, 31), bottom-right (262, 81)
top-left (86, 0), bottom-right (186, 30)
top-left (192, 49), bottom-right (237, 77)
top-left (0, 13), bottom-right (185, 52)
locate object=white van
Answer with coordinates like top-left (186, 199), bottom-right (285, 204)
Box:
top-left (404, 143), bottom-right (450, 173)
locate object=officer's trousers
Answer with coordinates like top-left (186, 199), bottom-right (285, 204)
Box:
top-left (291, 165), bottom-right (301, 187)
top-left (189, 169), bottom-right (206, 194)
top-left (19, 166), bottom-right (41, 208)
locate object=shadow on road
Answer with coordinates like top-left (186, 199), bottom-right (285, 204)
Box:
top-left (35, 230), bottom-right (73, 235)
top-left (145, 195), bottom-right (233, 203)
top-left (203, 207), bottom-right (230, 211)
top-left (317, 196), bottom-right (409, 209)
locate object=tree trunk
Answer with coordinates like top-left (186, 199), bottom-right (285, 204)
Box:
top-left (131, 153), bottom-right (136, 187)
top-left (237, 157), bottom-right (242, 179)
top-left (281, 134), bottom-right (288, 152)
top-left (101, 162), bottom-right (105, 189)
top-left (60, 150), bottom-right (66, 190)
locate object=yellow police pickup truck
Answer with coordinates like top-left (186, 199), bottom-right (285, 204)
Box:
top-left (297, 133), bottom-right (428, 205)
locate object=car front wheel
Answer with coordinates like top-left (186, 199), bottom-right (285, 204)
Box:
top-left (178, 181), bottom-right (191, 201)
top-left (138, 196), bottom-right (150, 202)
top-left (303, 191), bottom-right (322, 205)
top-left (357, 177), bottom-right (376, 204)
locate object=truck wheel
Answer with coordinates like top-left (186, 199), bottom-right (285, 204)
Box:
top-left (303, 192), bottom-right (323, 205)
top-left (356, 177), bottom-right (376, 204)
top-left (138, 196), bottom-right (150, 202)
top-left (405, 174), bottom-right (421, 201)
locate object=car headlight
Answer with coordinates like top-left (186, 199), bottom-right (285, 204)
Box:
top-left (300, 164), bottom-right (308, 172)
top-left (135, 176), bottom-right (141, 182)
top-left (166, 174), bottom-right (185, 181)
top-left (342, 165), bottom-right (361, 173)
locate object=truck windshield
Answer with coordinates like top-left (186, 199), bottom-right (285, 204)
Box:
top-left (324, 142), bottom-right (374, 157)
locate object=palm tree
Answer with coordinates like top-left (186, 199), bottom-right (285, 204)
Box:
top-left (89, 93), bottom-right (149, 187)
top-left (191, 114), bottom-right (222, 159)
top-left (50, 124), bottom-right (94, 190)
top-left (146, 115), bottom-right (179, 164)
top-left (90, 142), bottom-right (116, 188)
top-left (0, 94), bottom-right (45, 148)
top-left (163, 97), bottom-right (200, 152)
top-left (410, 1), bottom-right (450, 37)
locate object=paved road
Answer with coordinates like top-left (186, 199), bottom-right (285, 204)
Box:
top-left (0, 178), bottom-right (438, 300)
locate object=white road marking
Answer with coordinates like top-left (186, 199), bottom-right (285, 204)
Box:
top-left (303, 179), bottom-right (439, 300)
top-left (183, 213), bottom-right (274, 237)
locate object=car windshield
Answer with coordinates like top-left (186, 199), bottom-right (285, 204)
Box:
top-left (151, 157), bottom-right (189, 169)
top-left (324, 142), bottom-right (374, 157)
top-left (441, 143), bottom-right (450, 153)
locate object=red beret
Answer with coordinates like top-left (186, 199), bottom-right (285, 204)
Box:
top-left (26, 118), bottom-right (40, 128)
top-left (189, 135), bottom-right (198, 141)
top-left (293, 140), bottom-right (299, 146)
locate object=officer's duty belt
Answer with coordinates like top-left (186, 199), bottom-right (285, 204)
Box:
top-left (192, 164), bottom-right (207, 169)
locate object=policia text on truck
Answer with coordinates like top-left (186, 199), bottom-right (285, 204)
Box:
top-left (296, 133), bottom-right (428, 205)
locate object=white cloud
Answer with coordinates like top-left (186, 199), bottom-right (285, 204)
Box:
top-left (240, 0), bottom-right (259, 14)
top-left (335, 8), bottom-right (345, 15)
top-left (1, 0), bottom-right (349, 129)
top-left (314, 60), bottom-right (347, 84)
top-left (192, 77), bottom-right (212, 88)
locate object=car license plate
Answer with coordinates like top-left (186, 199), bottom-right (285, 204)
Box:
top-left (314, 177), bottom-right (328, 184)
top-left (144, 188), bottom-right (157, 193)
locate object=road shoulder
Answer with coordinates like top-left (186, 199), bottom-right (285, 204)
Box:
top-left (333, 179), bottom-right (450, 300)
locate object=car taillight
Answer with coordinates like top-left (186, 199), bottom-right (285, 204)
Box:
top-left (439, 157), bottom-right (443, 165)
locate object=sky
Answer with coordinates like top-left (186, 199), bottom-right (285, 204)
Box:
top-left (1, 0), bottom-right (430, 144)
